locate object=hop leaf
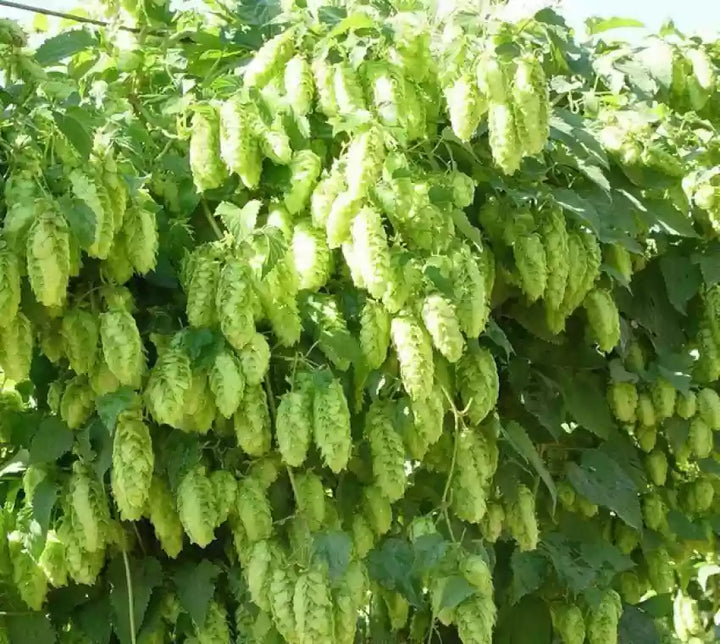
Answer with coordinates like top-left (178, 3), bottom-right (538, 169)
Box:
top-left (111, 410), bottom-right (154, 521)
top-left (176, 466), bottom-right (218, 547)
top-left (234, 384), bottom-right (272, 457)
top-left (313, 376), bottom-right (352, 473)
top-left (26, 205), bottom-right (70, 308)
top-left (189, 105), bottom-right (228, 193)
top-left (147, 476), bottom-right (184, 558)
top-left (100, 309), bottom-right (145, 387)
top-left (276, 387), bottom-right (313, 467)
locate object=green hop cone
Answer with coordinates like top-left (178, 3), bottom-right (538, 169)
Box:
top-left (275, 387), bottom-right (313, 467)
top-left (285, 54), bottom-right (314, 115)
top-left (294, 561), bottom-right (335, 644)
top-left (390, 313), bottom-right (434, 401)
top-left (189, 105), bottom-right (227, 193)
top-left (244, 30), bottom-right (294, 89)
top-left (551, 603), bottom-right (586, 644)
top-left (216, 257), bottom-right (257, 351)
top-left (584, 289), bottom-right (620, 352)
top-left (176, 466), bottom-right (217, 547)
top-left (208, 348), bottom-right (245, 418)
top-left (696, 387), bottom-right (720, 429)
top-left (38, 529), bottom-right (68, 588)
top-left (270, 561), bottom-right (298, 642)
top-left (645, 450), bottom-right (668, 487)
top-left (210, 469), bottom-right (237, 525)
top-left (100, 309), bottom-right (144, 388)
top-left (512, 56), bottom-right (550, 157)
top-left (147, 476), bottom-right (184, 558)
top-left (284, 150), bottom-right (322, 215)
top-left (145, 346), bottom-right (192, 428)
top-left (651, 378), bottom-right (676, 421)
top-left (111, 410), bottom-right (154, 521)
top-left (349, 207), bottom-right (392, 300)
top-left (68, 460), bottom-right (111, 553)
top-left (359, 298), bottom-right (390, 370)
top-left (505, 484), bottom-right (538, 551)
top-left (292, 221), bottom-right (332, 291)
top-left (234, 384), bottom-right (272, 457)
top-left (421, 293), bottom-right (465, 363)
top-left (0, 312), bottom-right (33, 383)
top-left (457, 344), bottom-right (499, 425)
top-left (675, 390), bottom-right (697, 419)
top-left (122, 191), bottom-right (158, 275)
top-left (608, 381), bottom-right (638, 423)
top-left (445, 75), bottom-right (484, 142)
top-left (586, 589), bottom-right (622, 644)
top-left (61, 308), bottom-right (99, 376)
top-left (366, 400), bottom-right (407, 502)
top-left (8, 532), bottom-right (48, 610)
top-left (239, 332), bottom-right (271, 386)
top-left (237, 475), bottom-right (273, 542)
top-left (60, 376), bottom-right (95, 430)
top-left (312, 375), bottom-right (352, 473)
top-left (0, 239), bottom-right (21, 326)
top-left (185, 244), bottom-right (220, 329)
top-left (26, 206), bottom-right (70, 308)
top-left (345, 127), bottom-right (385, 201)
top-left (689, 416), bottom-right (713, 458)
top-left (219, 96), bottom-right (262, 189)
top-left (513, 234), bottom-right (547, 302)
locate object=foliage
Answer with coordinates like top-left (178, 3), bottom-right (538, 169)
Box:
top-left (0, 1), bottom-right (719, 643)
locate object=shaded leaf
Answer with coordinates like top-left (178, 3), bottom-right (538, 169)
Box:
top-left (314, 530), bottom-right (352, 582)
top-left (502, 421), bottom-right (556, 504)
top-left (31, 478), bottom-right (58, 533)
top-left (659, 253), bottom-right (702, 314)
top-left (586, 16), bottom-right (645, 34)
top-left (76, 596), bottom-right (112, 644)
top-left (618, 605), bottom-right (660, 644)
top-left (438, 575), bottom-right (475, 610)
top-left (95, 387), bottom-right (137, 430)
top-left (510, 550), bottom-right (547, 604)
top-left (566, 450), bottom-right (642, 529)
top-left (53, 111), bottom-right (92, 160)
top-left (29, 417), bottom-right (73, 464)
top-left (7, 613), bottom-right (56, 644)
top-left (109, 556), bottom-right (163, 644)
top-left (367, 538), bottom-right (423, 606)
top-left (35, 29), bottom-right (97, 66)
top-left (558, 371), bottom-right (614, 439)
top-left (215, 200), bottom-right (259, 243)
top-left (173, 560), bottom-right (220, 626)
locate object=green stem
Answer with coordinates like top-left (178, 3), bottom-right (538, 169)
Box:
top-left (122, 548), bottom-right (137, 644)
top-left (201, 199), bottom-right (223, 240)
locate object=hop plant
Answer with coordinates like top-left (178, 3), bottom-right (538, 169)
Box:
top-left (216, 257), bottom-right (256, 351)
top-left (391, 313), bottom-right (434, 401)
top-left (176, 466), bottom-right (218, 547)
top-left (219, 97), bottom-right (262, 189)
top-left (480, 502), bottom-right (505, 543)
top-left (185, 244), bottom-right (220, 328)
top-left (366, 400), bottom-right (406, 502)
top-left (111, 409), bottom-right (154, 521)
top-left (146, 476), bottom-right (184, 558)
top-left (270, 562), bottom-right (298, 642)
top-left (645, 450), bottom-right (668, 486)
top-left (145, 346), bottom-right (192, 428)
top-left (334, 62), bottom-right (368, 117)
top-left (505, 484), bottom-right (538, 551)
top-left (312, 57), bottom-right (339, 117)
top-left (237, 475), bottom-right (273, 542)
top-left (234, 384), bottom-right (272, 457)
top-left (276, 386), bottom-right (313, 467)
top-left (285, 54), bottom-right (314, 115)
top-left (0, 312), bottom-right (33, 383)
top-left (69, 170), bottom-right (114, 259)
top-left (445, 75), bottom-right (483, 142)
top-left (512, 56), bottom-right (549, 157)
top-left (551, 603), bottom-right (586, 644)
top-left (646, 547), bottom-right (674, 594)
top-left (696, 387), bottom-right (720, 428)
top-left (675, 390), bottom-right (697, 419)
top-left (26, 206), bottom-right (70, 308)
top-left (455, 594), bottom-right (496, 644)
top-left (310, 166), bottom-right (345, 229)
top-left (636, 393), bottom-right (656, 427)
top-left (38, 529), bottom-right (68, 588)
top-left (100, 309), bottom-right (144, 387)
top-left (421, 293), bottom-right (465, 363)
top-left (689, 416), bottom-right (713, 458)
top-left (256, 255), bottom-right (302, 347)
top-left (68, 460), bottom-right (111, 553)
top-left (208, 349), bottom-right (245, 418)
top-left (244, 31), bottom-right (294, 88)
top-left (61, 308), bottom-right (100, 376)
top-left (584, 289), bottom-right (620, 352)
top-left (122, 192), bottom-right (158, 275)
top-left (608, 381), bottom-right (638, 423)
top-left (294, 562), bottom-right (335, 644)
top-left (285, 150), bottom-right (322, 215)
top-left (260, 116), bottom-right (293, 165)
top-left (247, 540), bottom-right (275, 610)
top-left (345, 128), bottom-right (385, 201)
top-left (334, 559), bottom-right (367, 644)
top-left (452, 243), bottom-right (491, 338)
top-left (642, 492), bottom-right (666, 531)
top-left (0, 240), bottom-right (20, 326)
top-left (239, 332), bottom-right (271, 386)
top-left (457, 344), bottom-right (499, 425)
top-left (452, 430), bottom-right (489, 523)
top-left (189, 106), bottom-right (227, 193)
top-left (651, 378), bottom-right (676, 421)
top-left (60, 376), bottom-right (95, 430)
top-left (8, 532), bottom-right (48, 610)
top-left (292, 221), bottom-right (332, 291)
top-left (293, 472), bottom-right (326, 530)
top-left (360, 298), bottom-right (390, 370)
top-left (540, 207), bottom-right (570, 314)
top-left (326, 192), bottom-right (360, 249)
top-left (586, 589), bottom-right (622, 644)
top-left (191, 601), bottom-right (231, 643)
top-left (351, 514), bottom-right (376, 557)
top-left (513, 234), bottom-right (547, 302)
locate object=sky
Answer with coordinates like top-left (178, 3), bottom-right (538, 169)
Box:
top-left (0, 0), bottom-right (718, 37)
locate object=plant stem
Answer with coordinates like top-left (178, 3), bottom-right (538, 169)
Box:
top-left (201, 199), bottom-right (223, 240)
top-left (122, 548), bottom-right (137, 644)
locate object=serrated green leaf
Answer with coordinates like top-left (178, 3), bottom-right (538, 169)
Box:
top-left (585, 16), bottom-right (645, 34)
top-left (439, 575), bottom-right (475, 611)
top-left (29, 417), bottom-right (73, 464)
top-left (35, 29), bottom-right (97, 66)
top-left (53, 111), bottom-right (92, 160)
top-left (485, 319), bottom-right (513, 358)
top-left (31, 478), bottom-right (57, 533)
top-left (618, 605), bottom-right (660, 644)
top-left (109, 555), bottom-right (163, 644)
top-left (215, 200), bottom-right (259, 243)
top-left (60, 196), bottom-right (96, 247)
top-left (173, 560), bottom-right (220, 626)
top-left (95, 387), bottom-right (137, 430)
top-left (7, 613), bottom-right (56, 644)
top-left (76, 596), bottom-right (112, 644)
top-left (660, 253), bottom-right (702, 314)
top-left (510, 550), bottom-right (547, 605)
top-left (502, 421), bottom-right (556, 505)
top-left (367, 538), bottom-right (423, 607)
top-left (314, 530), bottom-right (352, 582)
top-left (558, 371), bottom-right (614, 439)
top-left (566, 450), bottom-right (642, 529)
